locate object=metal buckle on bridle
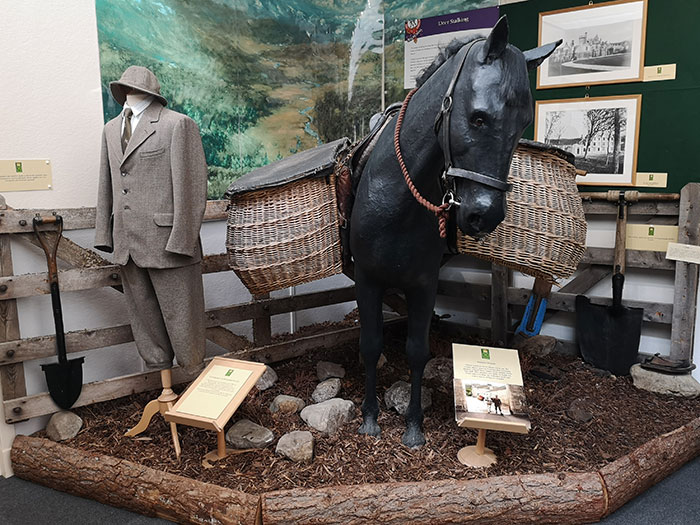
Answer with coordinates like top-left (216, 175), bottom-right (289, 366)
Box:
top-left (442, 190), bottom-right (459, 209)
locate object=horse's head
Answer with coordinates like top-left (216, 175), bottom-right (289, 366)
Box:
top-left (436, 16), bottom-right (561, 238)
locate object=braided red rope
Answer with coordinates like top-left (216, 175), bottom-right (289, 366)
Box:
top-left (393, 88), bottom-right (450, 238)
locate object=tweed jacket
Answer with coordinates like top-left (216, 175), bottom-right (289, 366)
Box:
top-left (95, 102), bottom-right (208, 268)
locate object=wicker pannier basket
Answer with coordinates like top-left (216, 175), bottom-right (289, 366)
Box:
top-left (225, 139), bottom-right (349, 295)
top-left (457, 140), bottom-right (587, 282)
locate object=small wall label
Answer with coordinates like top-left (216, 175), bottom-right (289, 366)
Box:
top-left (0, 159), bottom-right (52, 192)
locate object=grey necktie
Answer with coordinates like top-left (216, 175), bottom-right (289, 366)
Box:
top-left (121, 108), bottom-right (133, 152)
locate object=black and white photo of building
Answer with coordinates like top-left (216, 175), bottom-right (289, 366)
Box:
top-left (547, 21), bottom-right (633, 77)
top-left (544, 107), bottom-right (627, 175)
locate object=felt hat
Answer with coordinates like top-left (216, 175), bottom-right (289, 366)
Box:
top-left (109, 66), bottom-right (167, 107)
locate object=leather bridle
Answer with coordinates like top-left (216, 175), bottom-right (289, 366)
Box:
top-left (392, 37), bottom-right (513, 239)
top-left (433, 38), bottom-right (512, 201)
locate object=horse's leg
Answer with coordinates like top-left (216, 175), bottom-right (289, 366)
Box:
top-left (402, 285), bottom-right (437, 448)
top-left (355, 266), bottom-right (385, 438)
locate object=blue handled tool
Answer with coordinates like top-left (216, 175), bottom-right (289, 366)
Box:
top-left (515, 278), bottom-right (552, 337)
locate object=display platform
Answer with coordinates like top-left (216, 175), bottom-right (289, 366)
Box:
top-left (10, 329), bottom-right (700, 524)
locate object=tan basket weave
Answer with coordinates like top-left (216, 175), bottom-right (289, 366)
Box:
top-left (457, 142), bottom-right (587, 282)
top-left (226, 172), bottom-right (342, 295)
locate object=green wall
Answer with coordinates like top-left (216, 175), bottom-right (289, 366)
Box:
top-left (501, 0), bottom-right (700, 193)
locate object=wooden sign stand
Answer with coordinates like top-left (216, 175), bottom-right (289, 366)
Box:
top-left (165, 357), bottom-right (266, 464)
top-left (125, 369), bottom-right (182, 458)
top-left (457, 428), bottom-right (497, 467)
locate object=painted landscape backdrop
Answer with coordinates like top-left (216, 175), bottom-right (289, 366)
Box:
top-left (96, 0), bottom-right (495, 198)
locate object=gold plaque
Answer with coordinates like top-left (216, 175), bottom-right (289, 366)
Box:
top-left (0, 159), bottom-right (52, 192)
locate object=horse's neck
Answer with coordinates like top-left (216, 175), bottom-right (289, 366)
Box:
top-left (398, 91), bottom-right (442, 176)
top-left (389, 67), bottom-right (454, 192)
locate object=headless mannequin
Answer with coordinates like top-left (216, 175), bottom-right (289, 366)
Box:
top-left (125, 90), bottom-right (151, 107)
top-left (121, 88), bottom-right (182, 458)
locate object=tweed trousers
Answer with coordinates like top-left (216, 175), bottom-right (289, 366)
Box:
top-left (121, 258), bottom-right (205, 374)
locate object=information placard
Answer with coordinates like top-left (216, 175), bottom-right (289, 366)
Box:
top-left (0, 159), bottom-right (52, 192)
top-left (165, 357), bottom-right (266, 432)
top-left (626, 224), bottom-right (678, 252)
top-left (453, 344), bottom-right (530, 434)
top-left (404, 7), bottom-right (498, 89)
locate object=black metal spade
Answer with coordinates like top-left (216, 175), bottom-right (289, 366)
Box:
top-left (576, 193), bottom-right (643, 376)
top-left (33, 215), bottom-right (84, 409)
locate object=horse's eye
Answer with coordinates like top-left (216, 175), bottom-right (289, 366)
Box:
top-left (472, 116), bottom-right (486, 128)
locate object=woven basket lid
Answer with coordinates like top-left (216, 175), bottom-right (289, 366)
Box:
top-left (225, 137), bottom-right (350, 198)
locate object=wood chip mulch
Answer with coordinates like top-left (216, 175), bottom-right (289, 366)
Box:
top-left (44, 322), bottom-right (700, 495)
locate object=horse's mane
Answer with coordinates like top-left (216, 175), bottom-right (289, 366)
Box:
top-left (415, 36), bottom-right (483, 88)
top-left (415, 35), bottom-right (529, 105)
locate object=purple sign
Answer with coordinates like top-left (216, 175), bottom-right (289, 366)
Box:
top-left (405, 6), bottom-right (499, 42)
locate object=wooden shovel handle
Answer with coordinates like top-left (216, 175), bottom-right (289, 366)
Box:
top-left (614, 196), bottom-right (628, 275)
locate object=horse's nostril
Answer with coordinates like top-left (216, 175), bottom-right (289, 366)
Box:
top-left (467, 213), bottom-right (482, 231)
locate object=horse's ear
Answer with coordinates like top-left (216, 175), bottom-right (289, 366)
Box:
top-left (523, 39), bottom-right (563, 70)
top-left (482, 15), bottom-right (509, 62)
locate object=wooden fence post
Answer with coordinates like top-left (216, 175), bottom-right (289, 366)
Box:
top-left (491, 263), bottom-right (510, 346)
top-left (253, 293), bottom-right (272, 346)
top-left (670, 183), bottom-right (700, 362)
top-left (0, 195), bottom-right (22, 475)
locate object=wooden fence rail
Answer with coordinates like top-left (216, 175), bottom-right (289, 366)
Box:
top-left (0, 186), bottom-right (697, 425)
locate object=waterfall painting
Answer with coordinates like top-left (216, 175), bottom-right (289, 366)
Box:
top-left (96, 0), bottom-right (496, 198)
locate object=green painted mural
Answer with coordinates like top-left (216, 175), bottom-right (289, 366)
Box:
top-left (96, 0), bottom-right (496, 198)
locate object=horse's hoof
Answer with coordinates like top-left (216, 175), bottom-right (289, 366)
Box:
top-left (402, 427), bottom-right (426, 448)
top-left (358, 420), bottom-right (381, 438)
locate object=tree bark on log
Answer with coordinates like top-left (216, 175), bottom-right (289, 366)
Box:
top-left (11, 435), bottom-right (259, 525)
top-left (599, 417), bottom-right (700, 516)
top-left (262, 472), bottom-right (606, 524)
top-left (10, 416), bottom-right (700, 525)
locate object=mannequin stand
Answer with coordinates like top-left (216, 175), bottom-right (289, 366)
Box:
top-left (125, 369), bottom-right (181, 458)
top-left (457, 428), bottom-right (497, 467)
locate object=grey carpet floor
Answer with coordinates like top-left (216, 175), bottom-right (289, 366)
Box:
top-left (1, 457), bottom-right (698, 524)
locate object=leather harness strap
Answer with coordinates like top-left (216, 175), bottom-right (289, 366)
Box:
top-left (434, 38), bottom-right (512, 194)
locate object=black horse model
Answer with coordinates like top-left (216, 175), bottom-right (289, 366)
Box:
top-left (349, 16), bottom-right (561, 447)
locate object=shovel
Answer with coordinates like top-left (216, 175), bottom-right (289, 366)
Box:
top-left (575, 192), bottom-right (643, 375)
top-left (33, 215), bottom-right (85, 409)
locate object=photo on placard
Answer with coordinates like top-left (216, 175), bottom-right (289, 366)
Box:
top-left (535, 95), bottom-right (641, 186)
top-left (537, 0), bottom-right (648, 89)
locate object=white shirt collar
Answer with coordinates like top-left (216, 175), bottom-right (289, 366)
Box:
top-left (124, 95), bottom-right (155, 117)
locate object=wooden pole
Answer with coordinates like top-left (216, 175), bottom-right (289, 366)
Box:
top-left (217, 430), bottom-right (226, 458)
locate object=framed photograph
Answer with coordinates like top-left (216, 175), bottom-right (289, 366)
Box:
top-left (537, 0), bottom-right (648, 89)
top-left (535, 95), bottom-right (642, 186)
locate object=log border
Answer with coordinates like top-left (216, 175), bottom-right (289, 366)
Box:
top-left (10, 415), bottom-right (700, 524)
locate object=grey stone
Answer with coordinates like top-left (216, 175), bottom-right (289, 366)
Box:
top-left (270, 395), bottom-right (305, 414)
top-left (300, 398), bottom-right (355, 434)
top-left (312, 378), bottom-right (342, 403)
top-left (384, 381), bottom-right (432, 416)
top-left (566, 399), bottom-right (595, 423)
top-left (424, 357), bottom-right (453, 384)
top-left (276, 431), bottom-right (314, 463)
top-left (45, 411), bottom-right (83, 441)
top-left (316, 361), bottom-right (346, 381)
top-left (630, 364), bottom-right (700, 398)
top-left (516, 335), bottom-right (558, 357)
top-left (225, 419), bottom-right (274, 449)
top-left (360, 353), bottom-right (387, 369)
top-left (255, 365), bottom-right (278, 391)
